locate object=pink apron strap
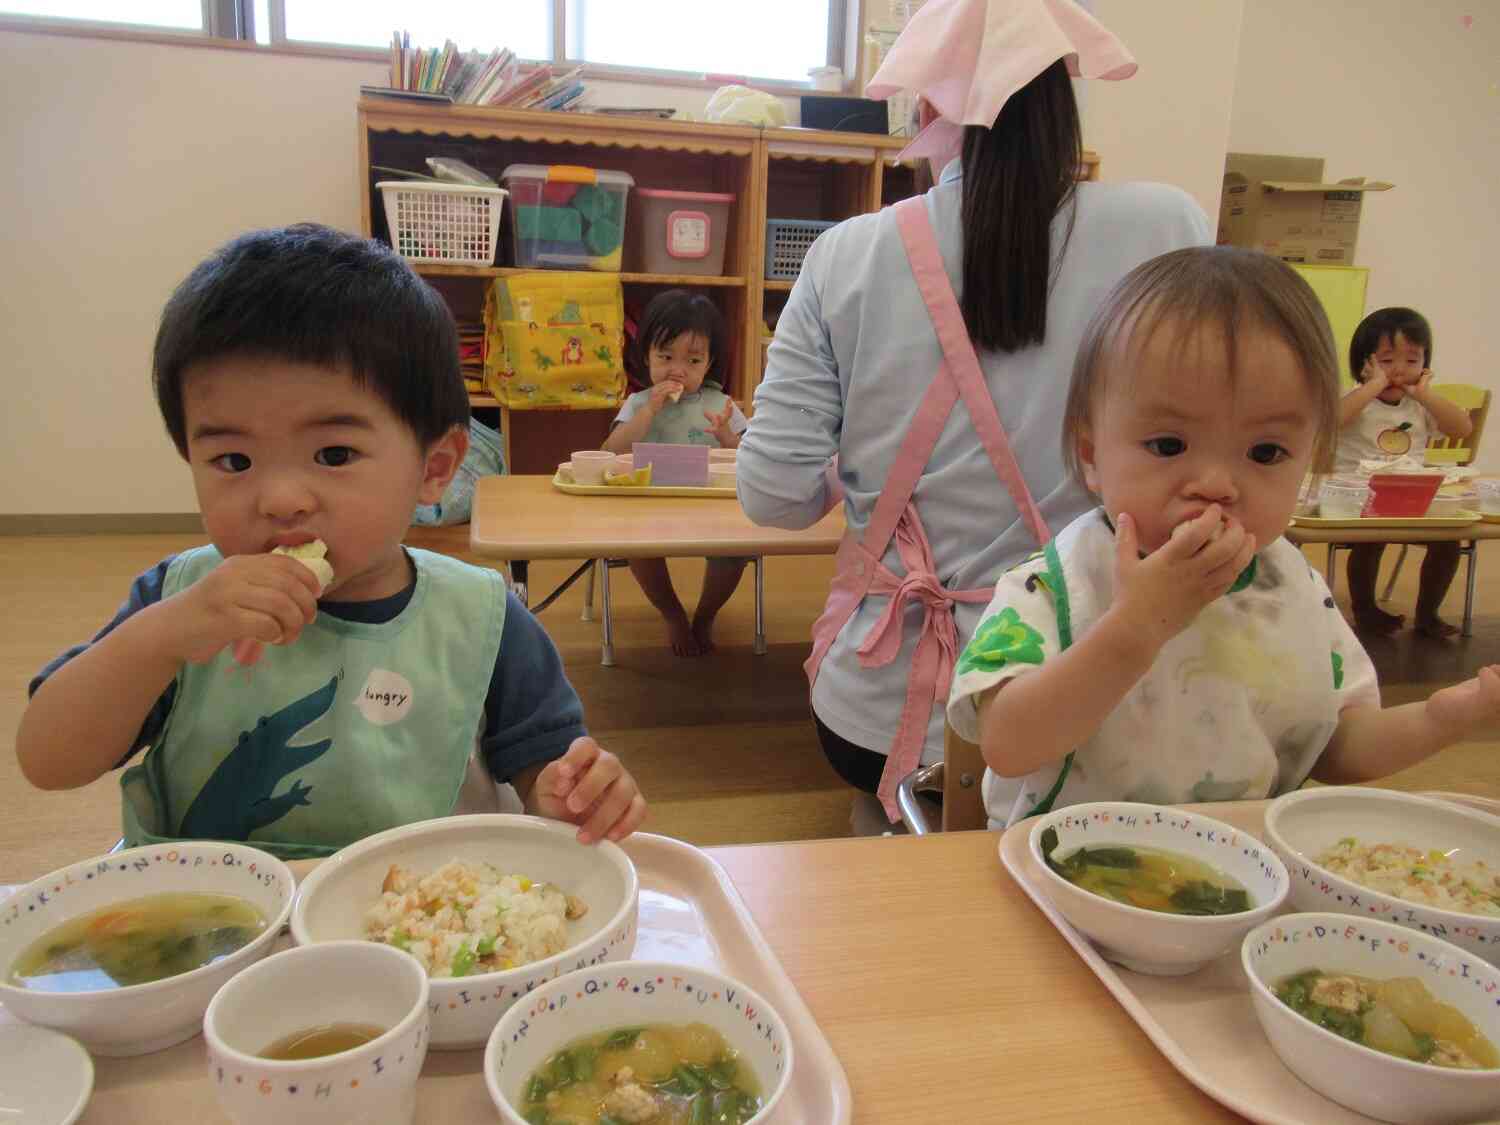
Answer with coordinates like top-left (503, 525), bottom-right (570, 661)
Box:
top-left (805, 197), bottom-right (1056, 822)
top-left (859, 361), bottom-right (960, 557)
top-left (892, 198), bottom-right (1052, 547)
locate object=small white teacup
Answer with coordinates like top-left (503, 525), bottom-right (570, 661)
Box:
top-left (569, 450), bottom-right (614, 484)
top-left (203, 941), bottom-right (429, 1125)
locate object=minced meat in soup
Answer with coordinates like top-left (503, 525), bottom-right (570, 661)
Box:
top-left (521, 1022), bottom-right (761, 1125)
top-left (1275, 969), bottom-right (1498, 1069)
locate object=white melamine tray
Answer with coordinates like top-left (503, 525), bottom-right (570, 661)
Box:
top-left (998, 793), bottom-right (1500, 1125)
top-left (1, 833), bottom-right (849, 1124)
top-left (553, 465), bottom-right (737, 498)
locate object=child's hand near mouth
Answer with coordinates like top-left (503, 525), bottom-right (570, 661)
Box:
top-left (1110, 506), bottom-right (1256, 654)
top-left (231, 540), bottom-right (333, 667)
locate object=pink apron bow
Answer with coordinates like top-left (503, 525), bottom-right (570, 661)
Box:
top-left (804, 196), bottom-right (1051, 821)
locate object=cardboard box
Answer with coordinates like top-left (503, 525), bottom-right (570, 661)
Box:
top-left (1218, 153), bottom-right (1393, 266)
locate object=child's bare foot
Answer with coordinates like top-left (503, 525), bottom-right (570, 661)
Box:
top-left (1353, 606), bottom-right (1404, 635)
top-left (1415, 614), bottom-right (1460, 639)
top-left (666, 611), bottom-right (703, 657)
top-left (690, 614), bottom-right (717, 653)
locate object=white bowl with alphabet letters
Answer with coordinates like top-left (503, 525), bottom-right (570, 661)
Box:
top-left (0, 841), bottom-right (294, 1056)
top-left (1027, 801), bottom-right (1290, 975)
top-left (290, 815), bottom-right (638, 1049)
top-left (485, 960), bottom-right (794, 1125)
top-left (1264, 787), bottom-right (1500, 967)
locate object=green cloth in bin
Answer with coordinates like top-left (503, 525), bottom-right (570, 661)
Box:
top-left (571, 184), bottom-right (622, 225)
top-left (515, 205), bottom-right (583, 242)
top-left (584, 217), bottom-right (623, 257)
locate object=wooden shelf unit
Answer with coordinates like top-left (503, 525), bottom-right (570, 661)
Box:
top-left (418, 264), bottom-right (750, 286)
top-left (358, 100), bottom-right (908, 473)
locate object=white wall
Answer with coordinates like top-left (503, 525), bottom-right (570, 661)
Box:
top-left (1087, 0), bottom-right (1244, 220)
top-left (0, 12), bottom-right (1244, 517)
top-left (1228, 0), bottom-right (1499, 465)
top-left (0, 32), bottom-right (384, 516)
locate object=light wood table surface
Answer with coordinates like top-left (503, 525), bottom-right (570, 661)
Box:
top-left (469, 475), bottom-right (845, 561)
top-left (468, 474), bottom-right (845, 664)
top-left (1285, 518), bottom-right (1500, 547)
top-left (712, 831), bottom-right (1243, 1124)
top-left (3, 830), bottom-right (1243, 1124)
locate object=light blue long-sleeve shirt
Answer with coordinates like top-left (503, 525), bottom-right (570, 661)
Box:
top-left (738, 162), bottom-right (1213, 762)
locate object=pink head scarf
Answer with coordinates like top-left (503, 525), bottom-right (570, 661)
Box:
top-left (867, 0), bottom-right (1137, 164)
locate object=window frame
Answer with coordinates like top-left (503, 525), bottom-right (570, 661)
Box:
top-left (0, 1), bottom-right (217, 40)
top-left (0, 0), bottom-right (855, 91)
top-left (269, 0), bottom-right (850, 91)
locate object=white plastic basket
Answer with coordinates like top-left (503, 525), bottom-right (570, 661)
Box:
top-left (376, 180), bottom-right (506, 266)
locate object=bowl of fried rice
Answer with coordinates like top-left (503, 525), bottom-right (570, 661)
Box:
top-left (291, 815), bottom-right (638, 1049)
top-left (1265, 788), bottom-right (1500, 966)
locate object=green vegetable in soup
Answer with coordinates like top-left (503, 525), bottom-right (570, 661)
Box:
top-left (521, 1022), bottom-right (762, 1125)
top-left (1167, 880), bottom-right (1251, 916)
top-left (1040, 829), bottom-right (1251, 915)
top-left (1274, 969), bottom-right (1499, 1069)
top-left (604, 1027), bottom-right (643, 1049)
top-left (10, 892), bottom-right (266, 992)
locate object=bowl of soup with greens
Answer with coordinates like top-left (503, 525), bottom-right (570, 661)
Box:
top-left (1027, 802), bottom-right (1288, 975)
top-left (0, 841), bottom-right (294, 1056)
top-left (485, 960), bottom-right (793, 1125)
top-left (1243, 912), bottom-right (1500, 1123)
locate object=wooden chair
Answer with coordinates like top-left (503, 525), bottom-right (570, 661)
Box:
top-left (1376, 383), bottom-right (1490, 603)
top-left (895, 723), bottom-right (989, 834)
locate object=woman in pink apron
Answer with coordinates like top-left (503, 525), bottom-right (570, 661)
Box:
top-left (737, 0), bottom-right (1213, 827)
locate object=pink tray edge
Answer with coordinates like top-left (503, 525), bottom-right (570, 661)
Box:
top-left (998, 792), bottom-right (1499, 1125)
top-left (624, 832), bottom-right (853, 1125)
top-left (2, 835), bottom-right (852, 1125)
top-left (995, 793), bottom-right (1500, 1125)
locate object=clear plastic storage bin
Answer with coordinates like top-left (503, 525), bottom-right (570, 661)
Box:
top-left (500, 164), bottom-right (634, 271)
top-left (629, 188), bottom-right (735, 276)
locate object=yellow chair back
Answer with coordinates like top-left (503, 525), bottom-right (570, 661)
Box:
top-left (1424, 383), bottom-right (1490, 465)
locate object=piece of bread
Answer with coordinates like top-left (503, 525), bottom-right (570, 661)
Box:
top-left (665, 383), bottom-right (683, 403)
top-left (273, 539), bottom-right (335, 593)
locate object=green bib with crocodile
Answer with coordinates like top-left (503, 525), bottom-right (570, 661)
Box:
top-left (120, 546), bottom-right (504, 859)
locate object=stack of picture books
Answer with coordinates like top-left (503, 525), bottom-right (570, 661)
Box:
top-left (457, 321), bottom-right (485, 396)
top-left (386, 34), bottom-right (587, 111)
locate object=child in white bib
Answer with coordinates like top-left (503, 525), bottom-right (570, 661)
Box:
top-left (949, 247), bottom-right (1500, 828)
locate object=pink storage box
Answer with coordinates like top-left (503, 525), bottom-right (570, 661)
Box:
top-left (629, 188), bottom-right (735, 276)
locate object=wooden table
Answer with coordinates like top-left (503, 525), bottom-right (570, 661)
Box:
top-left (468, 475), bottom-right (845, 663)
top-left (713, 832), bottom-right (1243, 1124)
top-left (3, 830), bottom-right (1245, 1124)
top-left (1285, 517), bottom-right (1500, 636)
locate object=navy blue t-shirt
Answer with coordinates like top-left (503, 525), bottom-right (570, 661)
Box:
top-left (30, 553), bottom-right (586, 783)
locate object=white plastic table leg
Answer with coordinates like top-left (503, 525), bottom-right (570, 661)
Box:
top-left (581, 559), bottom-right (596, 622)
